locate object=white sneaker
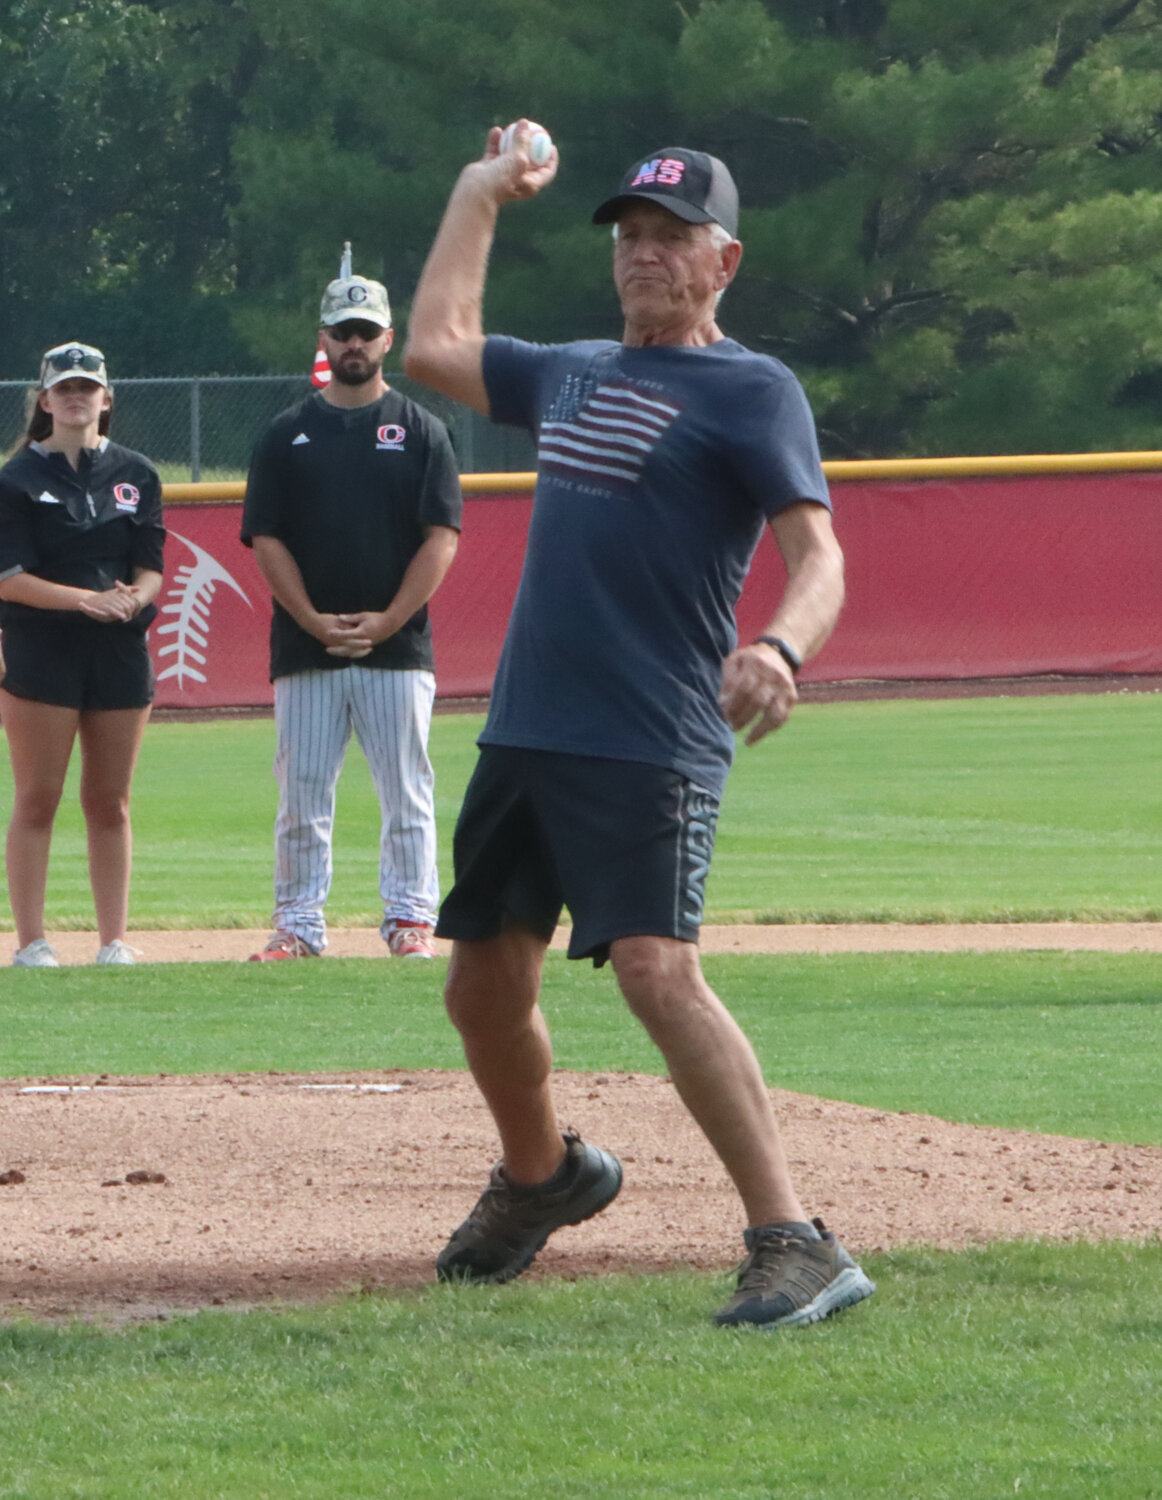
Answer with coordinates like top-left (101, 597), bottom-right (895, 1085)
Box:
top-left (96, 940), bottom-right (142, 965)
top-left (13, 938), bottom-right (61, 968)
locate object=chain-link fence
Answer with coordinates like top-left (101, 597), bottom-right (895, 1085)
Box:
top-left (0, 373), bottom-right (536, 480)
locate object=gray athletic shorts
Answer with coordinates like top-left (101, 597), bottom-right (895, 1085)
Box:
top-left (436, 745), bottom-right (720, 966)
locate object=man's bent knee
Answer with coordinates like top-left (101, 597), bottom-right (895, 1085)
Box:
top-left (610, 934), bottom-right (707, 1023)
top-left (444, 929), bottom-right (547, 1037)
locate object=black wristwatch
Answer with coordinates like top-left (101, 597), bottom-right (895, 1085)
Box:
top-left (754, 634), bottom-right (802, 675)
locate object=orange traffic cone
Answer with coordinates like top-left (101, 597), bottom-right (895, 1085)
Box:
top-left (311, 333), bottom-right (331, 388)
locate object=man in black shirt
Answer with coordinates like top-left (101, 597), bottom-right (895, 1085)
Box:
top-left (242, 268), bottom-right (462, 960)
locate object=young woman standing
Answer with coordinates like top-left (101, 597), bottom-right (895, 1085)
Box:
top-left (0, 343), bottom-right (166, 965)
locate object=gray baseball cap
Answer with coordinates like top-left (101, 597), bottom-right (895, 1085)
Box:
top-left (593, 148), bottom-right (739, 238)
top-left (39, 342), bottom-right (109, 391)
top-left (319, 275), bottom-right (392, 329)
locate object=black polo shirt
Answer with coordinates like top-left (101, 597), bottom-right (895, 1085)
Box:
top-left (0, 439), bottom-right (166, 633)
top-left (241, 389), bottom-right (463, 679)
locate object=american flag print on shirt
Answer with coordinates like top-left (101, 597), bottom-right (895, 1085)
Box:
top-left (539, 377), bottom-right (681, 490)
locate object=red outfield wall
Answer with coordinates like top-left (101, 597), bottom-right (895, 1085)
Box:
top-left (152, 472), bottom-right (1161, 709)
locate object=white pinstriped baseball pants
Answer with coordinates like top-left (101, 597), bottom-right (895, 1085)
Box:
top-left (271, 666), bottom-right (438, 952)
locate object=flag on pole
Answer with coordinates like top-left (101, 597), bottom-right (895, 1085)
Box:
top-left (311, 242), bottom-right (354, 386)
top-left (311, 331), bottom-right (331, 388)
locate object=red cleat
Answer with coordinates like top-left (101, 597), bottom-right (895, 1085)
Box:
top-left (386, 924), bottom-right (437, 959)
top-left (249, 931), bottom-right (316, 961)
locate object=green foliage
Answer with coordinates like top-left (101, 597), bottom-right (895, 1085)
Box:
top-left (736, 2), bottom-right (1162, 455)
top-left (0, 0), bottom-right (256, 377)
top-left (5, 4), bottom-right (1162, 453)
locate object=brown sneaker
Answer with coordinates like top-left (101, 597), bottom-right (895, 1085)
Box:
top-left (714, 1218), bottom-right (875, 1328)
top-left (436, 1132), bottom-right (623, 1284)
top-left (248, 931), bottom-right (317, 962)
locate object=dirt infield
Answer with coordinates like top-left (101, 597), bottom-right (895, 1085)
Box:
top-left (27, 920), bottom-right (1162, 964)
top-left (3, 922), bottom-right (1160, 1322)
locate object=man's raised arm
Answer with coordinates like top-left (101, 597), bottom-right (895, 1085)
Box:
top-left (403, 121), bottom-right (558, 415)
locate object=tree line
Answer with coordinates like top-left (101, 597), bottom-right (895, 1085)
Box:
top-left (4, 0), bottom-right (1162, 457)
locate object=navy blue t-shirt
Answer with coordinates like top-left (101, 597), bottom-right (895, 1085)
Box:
top-left (480, 336), bottom-right (831, 797)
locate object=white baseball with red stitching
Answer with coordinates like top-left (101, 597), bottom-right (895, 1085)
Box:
top-left (498, 122), bottom-right (553, 166)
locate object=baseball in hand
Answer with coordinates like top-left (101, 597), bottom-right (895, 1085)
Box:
top-left (498, 121), bottom-right (553, 166)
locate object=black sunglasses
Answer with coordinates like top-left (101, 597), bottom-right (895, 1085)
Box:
top-left (327, 320), bottom-right (386, 343)
top-left (46, 347), bottom-right (105, 373)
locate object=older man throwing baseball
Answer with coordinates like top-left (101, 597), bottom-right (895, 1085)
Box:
top-left (403, 124), bottom-right (874, 1329)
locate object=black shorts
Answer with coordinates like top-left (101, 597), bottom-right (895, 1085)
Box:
top-left (436, 745), bottom-right (720, 965)
top-left (0, 619), bottom-right (155, 711)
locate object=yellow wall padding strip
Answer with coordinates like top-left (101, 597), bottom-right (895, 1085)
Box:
top-left (161, 451), bottom-right (1162, 504)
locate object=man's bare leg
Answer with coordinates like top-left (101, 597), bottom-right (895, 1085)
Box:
top-left (610, 933), bottom-right (807, 1227)
top-left (438, 926), bottom-right (624, 1284)
top-left (444, 927), bottom-right (566, 1184)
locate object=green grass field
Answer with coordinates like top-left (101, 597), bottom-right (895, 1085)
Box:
top-left (1, 692), bottom-right (1158, 930)
top-left (1, 693), bottom-right (1160, 1497)
top-left (2, 946), bottom-right (1160, 1498)
top-left (3, 951), bottom-right (1159, 1144)
top-left (3, 1245), bottom-right (1160, 1499)
top-left (714, 692), bottom-right (1160, 922)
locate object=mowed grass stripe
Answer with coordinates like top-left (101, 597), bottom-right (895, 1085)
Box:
top-left (713, 692), bottom-right (1161, 922)
top-left (0, 692), bottom-right (1157, 930)
top-left (1, 1243), bottom-right (1160, 1499)
top-left (3, 952), bottom-right (1159, 1145)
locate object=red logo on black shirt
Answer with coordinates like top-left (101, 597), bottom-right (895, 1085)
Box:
top-left (113, 483), bottom-right (141, 511)
top-left (376, 424), bottom-right (406, 451)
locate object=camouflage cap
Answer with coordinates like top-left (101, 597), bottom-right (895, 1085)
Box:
top-left (39, 342), bottom-right (109, 391)
top-left (319, 275), bottom-right (392, 329)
